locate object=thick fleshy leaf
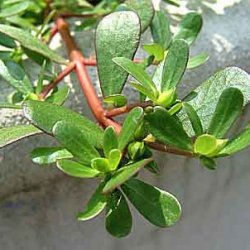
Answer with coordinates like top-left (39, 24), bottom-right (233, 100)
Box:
top-left (118, 107), bottom-right (144, 151)
top-left (145, 107), bottom-right (193, 151)
top-left (218, 124), bottom-right (250, 156)
top-left (0, 24), bottom-right (66, 64)
top-left (0, 32), bottom-right (16, 48)
top-left (91, 158), bottom-right (110, 172)
top-left (31, 147), bottom-right (73, 165)
top-left (183, 102), bottom-right (203, 136)
top-left (178, 67), bottom-right (250, 136)
top-left (23, 100), bottom-right (104, 148)
top-left (130, 81), bottom-right (157, 101)
top-left (143, 43), bottom-right (165, 62)
top-left (108, 149), bottom-right (122, 171)
top-left (46, 86), bottom-right (70, 105)
top-left (207, 88), bottom-right (244, 138)
top-left (77, 181), bottom-right (107, 221)
top-left (103, 126), bottom-right (118, 158)
top-left (103, 158), bottom-right (152, 194)
top-left (52, 121), bottom-right (100, 165)
top-left (122, 178), bottom-right (181, 227)
top-left (0, 125), bottom-right (41, 148)
top-left (57, 159), bottom-right (100, 178)
top-left (105, 189), bottom-right (132, 238)
top-left (0, 60), bottom-right (33, 94)
top-left (0, 2), bottom-right (29, 18)
top-left (174, 12), bottom-right (202, 45)
top-left (200, 156), bottom-right (216, 170)
top-left (103, 94), bottom-right (127, 108)
top-left (161, 39), bottom-right (189, 91)
top-left (113, 57), bottom-right (158, 97)
top-left (187, 53), bottom-right (209, 69)
top-left (96, 11), bottom-right (140, 96)
top-left (124, 0), bottom-right (154, 32)
top-left (150, 10), bottom-right (172, 50)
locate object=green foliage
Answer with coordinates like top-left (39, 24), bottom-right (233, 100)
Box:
top-left (1, 0), bottom-right (250, 239)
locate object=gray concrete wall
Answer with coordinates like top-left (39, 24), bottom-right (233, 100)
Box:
top-left (1, 1), bottom-right (250, 249)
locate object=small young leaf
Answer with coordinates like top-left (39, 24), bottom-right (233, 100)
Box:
top-left (103, 127), bottom-right (118, 158)
top-left (143, 43), bottom-right (165, 62)
top-left (103, 94), bottom-right (127, 108)
top-left (31, 147), bottom-right (73, 165)
top-left (77, 181), bottom-right (107, 221)
top-left (174, 12), bottom-right (202, 45)
top-left (113, 57), bottom-right (158, 97)
top-left (0, 24), bottom-right (66, 64)
top-left (150, 10), bottom-right (172, 50)
top-left (108, 149), bottom-right (122, 171)
top-left (130, 81), bottom-right (157, 101)
top-left (200, 156), bottom-right (216, 170)
top-left (124, 0), bottom-right (154, 32)
top-left (168, 102), bottom-right (183, 116)
top-left (178, 67), bottom-right (250, 136)
top-left (106, 189), bottom-right (132, 238)
top-left (91, 158), bottom-right (110, 173)
top-left (57, 159), bottom-right (100, 178)
top-left (23, 100), bottom-right (104, 148)
top-left (0, 60), bottom-right (33, 94)
top-left (183, 102), bottom-right (203, 136)
top-left (102, 158), bottom-right (153, 194)
top-left (118, 107), bottom-right (144, 151)
top-left (207, 88), bottom-right (244, 138)
top-left (122, 178), bottom-right (181, 227)
top-left (0, 124), bottom-right (41, 148)
top-left (46, 86), bottom-right (70, 105)
top-left (145, 107), bottom-right (193, 151)
top-left (53, 121), bottom-right (100, 165)
top-left (96, 11), bottom-right (140, 96)
top-left (187, 53), bottom-right (209, 69)
top-left (218, 124), bottom-right (250, 156)
top-left (161, 39), bottom-right (189, 91)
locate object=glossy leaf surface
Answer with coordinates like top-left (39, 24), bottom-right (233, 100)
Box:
top-left (122, 178), bottom-right (181, 227)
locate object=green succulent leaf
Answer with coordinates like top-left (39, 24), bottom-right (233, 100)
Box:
top-left (108, 149), bottom-right (122, 171)
top-left (0, 32), bottom-right (16, 48)
top-left (118, 107), bottom-right (144, 151)
top-left (187, 53), bottom-right (209, 69)
top-left (143, 43), bottom-right (165, 62)
top-left (96, 11), bottom-right (140, 96)
top-left (130, 81), bottom-right (157, 101)
top-left (183, 102), bottom-right (203, 136)
top-left (161, 39), bottom-right (189, 91)
top-left (91, 158), bottom-right (110, 173)
top-left (0, 1), bottom-right (30, 18)
top-left (178, 67), bottom-right (250, 136)
top-left (174, 12), bottom-right (202, 45)
top-left (22, 100), bottom-right (104, 148)
top-left (122, 178), bottom-right (181, 227)
top-left (124, 0), bottom-right (154, 32)
top-left (0, 24), bottom-right (66, 64)
top-left (150, 10), bottom-right (172, 50)
top-left (46, 86), bottom-right (70, 105)
top-left (162, 0), bottom-right (180, 6)
top-left (57, 159), bottom-right (100, 178)
top-left (145, 107), bottom-right (193, 151)
top-left (105, 189), bottom-right (132, 238)
top-left (0, 60), bottom-right (33, 94)
top-left (207, 88), bottom-right (244, 138)
top-left (218, 124), bottom-right (250, 156)
top-left (52, 121), bottom-right (100, 165)
top-left (113, 57), bottom-right (158, 97)
top-left (200, 156), bottom-right (216, 170)
top-left (30, 147), bottom-right (73, 165)
top-left (0, 124), bottom-right (41, 148)
top-left (103, 126), bottom-right (118, 158)
top-left (102, 158), bottom-right (153, 194)
top-left (77, 181), bottom-right (107, 221)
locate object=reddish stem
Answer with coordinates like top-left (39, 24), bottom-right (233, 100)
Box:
top-left (105, 101), bottom-right (153, 117)
top-left (55, 17), bottom-right (121, 133)
top-left (47, 25), bottom-right (58, 43)
top-left (40, 62), bottom-right (76, 99)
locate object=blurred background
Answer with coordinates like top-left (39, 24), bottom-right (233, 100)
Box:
top-left (0, 0), bottom-right (250, 249)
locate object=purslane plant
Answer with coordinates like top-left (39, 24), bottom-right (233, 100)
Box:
top-left (0, 0), bottom-right (250, 238)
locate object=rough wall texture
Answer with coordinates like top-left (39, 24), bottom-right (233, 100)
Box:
top-left (0, 1), bottom-right (250, 249)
